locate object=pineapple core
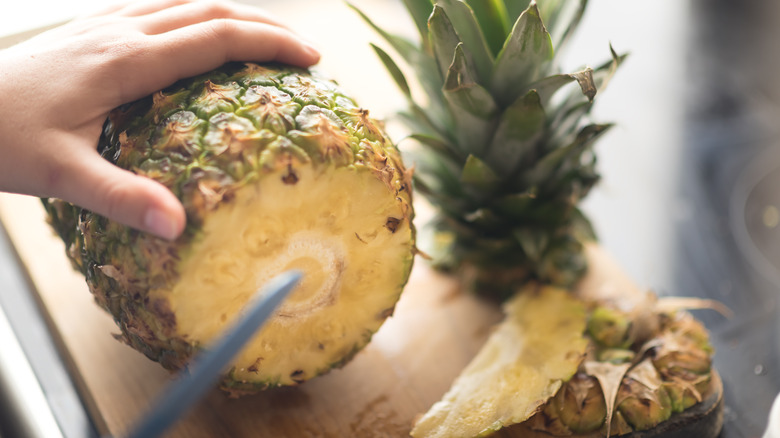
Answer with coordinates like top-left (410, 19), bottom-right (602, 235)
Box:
top-left (151, 164), bottom-right (413, 386)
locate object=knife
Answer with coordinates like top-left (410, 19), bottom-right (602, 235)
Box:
top-left (122, 270), bottom-right (302, 438)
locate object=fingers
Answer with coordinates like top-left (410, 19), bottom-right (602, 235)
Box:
top-left (112, 0), bottom-right (195, 17)
top-left (56, 152), bottom-right (186, 240)
top-left (137, 0), bottom-right (288, 35)
top-left (76, 1), bottom-right (134, 19)
top-left (115, 20), bottom-right (318, 97)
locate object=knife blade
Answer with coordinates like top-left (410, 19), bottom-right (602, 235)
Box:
top-left (123, 270), bottom-right (302, 438)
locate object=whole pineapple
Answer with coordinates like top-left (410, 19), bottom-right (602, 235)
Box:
top-left (44, 62), bottom-right (415, 394)
top-left (353, 0), bottom-right (621, 298)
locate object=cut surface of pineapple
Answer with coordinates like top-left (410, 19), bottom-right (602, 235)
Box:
top-left (159, 164), bottom-right (413, 385)
top-left (411, 286), bottom-right (588, 438)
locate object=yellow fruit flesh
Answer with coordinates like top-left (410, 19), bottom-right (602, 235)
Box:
top-left (150, 164), bottom-right (413, 385)
top-left (411, 286), bottom-right (588, 438)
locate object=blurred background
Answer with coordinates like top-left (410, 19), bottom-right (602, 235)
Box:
top-left (2, 0), bottom-right (780, 436)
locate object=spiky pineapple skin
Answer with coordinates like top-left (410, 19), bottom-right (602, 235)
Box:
top-left (44, 62), bottom-right (415, 392)
top-left (523, 301), bottom-right (718, 437)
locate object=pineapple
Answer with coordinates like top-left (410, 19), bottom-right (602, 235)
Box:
top-left (411, 283), bottom-right (724, 437)
top-left (352, 0), bottom-right (622, 298)
top-left (43, 62), bottom-right (415, 394)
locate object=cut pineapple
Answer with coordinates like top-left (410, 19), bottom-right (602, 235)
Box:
top-left (411, 286), bottom-right (588, 437)
top-left (43, 62), bottom-right (415, 393)
top-left (162, 165), bottom-right (412, 387)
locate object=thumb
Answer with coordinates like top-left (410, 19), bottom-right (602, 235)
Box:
top-left (58, 153), bottom-right (186, 240)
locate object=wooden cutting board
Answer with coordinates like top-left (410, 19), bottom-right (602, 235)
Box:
top-left (0, 192), bottom-right (504, 437)
top-left (0, 192), bottom-right (643, 438)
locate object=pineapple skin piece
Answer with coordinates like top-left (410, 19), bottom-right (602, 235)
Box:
top-left (522, 302), bottom-right (719, 437)
top-left (43, 62), bottom-right (415, 394)
top-left (411, 286), bottom-right (588, 437)
top-left (410, 285), bottom-right (721, 438)
top-left (412, 285), bottom-right (722, 438)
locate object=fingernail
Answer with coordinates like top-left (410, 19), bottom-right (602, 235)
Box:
top-left (303, 41), bottom-right (321, 61)
top-left (144, 208), bottom-right (179, 240)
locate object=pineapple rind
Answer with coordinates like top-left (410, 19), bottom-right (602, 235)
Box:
top-left (43, 62), bottom-right (415, 391)
top-left (519, 299), bottom-right (716, 437)
top-left (410, 285), bottom-right (588, 438)
top-left (411, 285), bottom-right (718, 438)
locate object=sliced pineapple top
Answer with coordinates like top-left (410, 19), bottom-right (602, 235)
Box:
top-left (353, 0), bottom-right (625, 296)
top-left (411, 286), bottom-right (588, 438)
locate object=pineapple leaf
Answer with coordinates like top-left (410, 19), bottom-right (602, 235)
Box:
top-left (545, 48), bottom-right (623, 147)
top-left (370, 43), bottom-right (411, 99)
top-left (548, 100), bottom-right (592, 148)
top-left (518, 202), bottom-right (574, 226)
top-left (349, 3), bottom-right (446, 112)
top-left (405, 104), bottom-right (456, 146)
top-left (504, 0), bottom-right (533, 30)
top-left (535, 0), bottom-right (588, 50)
top-left (414, 150), bottom-right (471, 207)
top-left (463, 208), bottom-right (504, 229)
top-left (398, 110), bottom-right (439, 138)
top-left (491, 190), bottom-right (538, 221)
top-left (444, 43), bottom-right (498, 119)
top-left (465, 0), bottom-right (510, 57)
top-left (461, 154), bottom-right (499, 189)
top-left (569, 207), bottom-right (597, 241)
top-left (530, 68), bottom-right (596, 105)
top-left (593, 44), bottom-right (627, 92)
top-left (409, 133), bottom-right (461, 162)
top-left (429, 5), bottom-right (465, 79)
top-left (347, 3), bottom-right (419, 66)
top-left (434, 0), bottom-right (495, 84)
top-left (527, 123), bottom-right (612, 186)
top-left (492, 2), bottom-right (554, 106)
top-left (442, 44), bottom-right (497, 155)
top-left (485, 90), bottom-right (545, 176)
top-left (512, 228), bottom-right (549, 262)
top-left (398, 106), bottom-right (454, 147)
top-left (402, 0), bottom-right (434, 50)
top-left (550, 0), bottom-right (588, 50)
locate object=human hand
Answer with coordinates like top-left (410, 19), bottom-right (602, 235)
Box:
top-left (0, 0), bottom-right (320, 240)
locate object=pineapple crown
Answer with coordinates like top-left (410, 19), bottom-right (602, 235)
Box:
top-left (353, 0), bottom-right (625, 293)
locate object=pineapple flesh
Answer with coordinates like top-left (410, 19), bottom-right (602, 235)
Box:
top-left (411, 286), bottom-right (589, 437)
top-left (353, 0), bottom-right (623, 298)
top-left (44, 62), bottom-right (415, 393)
